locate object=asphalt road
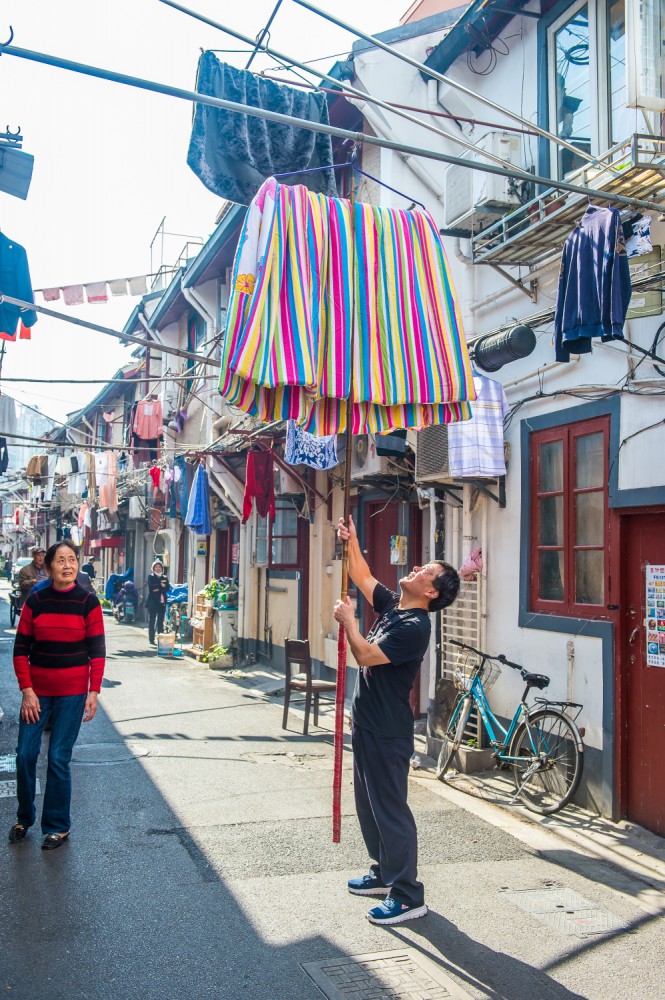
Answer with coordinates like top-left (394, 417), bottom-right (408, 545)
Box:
top-left (1, 582), bottom-right (663, 1000)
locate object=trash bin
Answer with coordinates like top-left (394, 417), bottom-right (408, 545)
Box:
top-left (156, 633), bottom-right (175, 657)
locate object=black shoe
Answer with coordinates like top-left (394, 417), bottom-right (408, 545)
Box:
top-left (41, 832), bottom-right (69, 851)
top-left (8, 823), bottom-right (28, 843)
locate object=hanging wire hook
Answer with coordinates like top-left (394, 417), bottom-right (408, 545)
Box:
top-left (0, 26), bottom-right (14, 53)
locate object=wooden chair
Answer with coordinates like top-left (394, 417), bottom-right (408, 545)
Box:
top-left (282, 638), bottom-right (337, 735)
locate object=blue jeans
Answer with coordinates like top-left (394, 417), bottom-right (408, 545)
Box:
top-left (15, 694), bottom-right (86, 835)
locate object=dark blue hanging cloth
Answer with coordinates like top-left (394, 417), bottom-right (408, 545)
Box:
top-left (187, 51), bottom-right (337, 205)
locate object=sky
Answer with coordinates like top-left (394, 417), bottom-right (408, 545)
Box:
top-left (0, 0), bottom-right (410, 422)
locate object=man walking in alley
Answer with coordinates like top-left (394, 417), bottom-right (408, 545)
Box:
top-left (334, 515), bottom-right (460, 925)
top-left (18, 546), bottom-right (47, 599)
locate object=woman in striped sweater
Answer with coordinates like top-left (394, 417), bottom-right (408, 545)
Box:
top-left (9, 540), bottom-right (106, 851)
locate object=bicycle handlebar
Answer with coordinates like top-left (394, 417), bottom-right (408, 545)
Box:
top-left (450, 638), bottom-right (523, 671)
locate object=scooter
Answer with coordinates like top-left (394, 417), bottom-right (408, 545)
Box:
top-left (113, 582), bottom-right (138, 624)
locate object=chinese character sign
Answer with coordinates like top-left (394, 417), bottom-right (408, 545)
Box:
top-left (645, 564), bottom-right (665, 668)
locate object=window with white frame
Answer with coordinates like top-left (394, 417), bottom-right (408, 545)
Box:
top-left (546, 0), bottom-right (656, 178)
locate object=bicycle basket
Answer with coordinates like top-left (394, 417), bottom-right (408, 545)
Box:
top-left (453, 649), bottom-right (480, 691)
top-left (482, 660), bottom-right (502, 691)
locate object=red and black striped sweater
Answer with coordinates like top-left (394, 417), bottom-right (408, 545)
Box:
top-left (13, 582), bottom-right (106, 696)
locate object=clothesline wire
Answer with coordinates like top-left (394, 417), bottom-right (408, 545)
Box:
top-left (260, 71), bottom-right (542, 137)
top-left (3, 40), bottom-right (661, 214)
top-left (155, 1), bottom-right (539, 179)
top-left (0, 373), bottom-right (221, 385)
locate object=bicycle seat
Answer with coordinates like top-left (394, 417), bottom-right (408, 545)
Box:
top-left (522, 671), bottom-right (550, 690)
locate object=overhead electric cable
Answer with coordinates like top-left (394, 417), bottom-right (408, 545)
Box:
top-left (290, 0), bottom-right (598, 166)
top-left (155, 0), bottom-right (526, 174)
top-left (0, 294), bottom-right (221, 368)
top-left (1, 43), bottom-right (663, 213)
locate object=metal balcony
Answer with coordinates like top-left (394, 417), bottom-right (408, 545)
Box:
top-left (471, 134), bottom-right (665, 267)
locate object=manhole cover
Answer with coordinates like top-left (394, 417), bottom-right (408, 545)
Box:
top-left (0, 754), bottom-right (16, 772)
top-left (71, 742), bottom-right (149, 765)
top-left (501, 887), bottom-right (626, 938)
top-left (301, 949), bottom-right (473, 999)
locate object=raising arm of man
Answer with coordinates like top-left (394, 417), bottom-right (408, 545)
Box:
top-left (336, 515), bottom-right (379, 606)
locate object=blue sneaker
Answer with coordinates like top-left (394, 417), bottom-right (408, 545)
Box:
top-left (366, 897), bottom-right (428, 924)
top-left (348, 872), bottom-right (390, 896)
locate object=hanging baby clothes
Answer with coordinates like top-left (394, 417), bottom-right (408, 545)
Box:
top-left (187, 52), bottom-right (336, 205)
top-left (185, 464), bottom-right (212, 535)
top-left (554, 205), bottom-right (632, 362)
top-left (285, 419), bottom-right (339, 470)
top-left (0, 233), bottom-right (38, 340)
top-left (220, 178), bottom-right (475, 435)
top-left (242, 450), bottom-right (276, 524)
top-left (447, 373), bottom-right (509, 479)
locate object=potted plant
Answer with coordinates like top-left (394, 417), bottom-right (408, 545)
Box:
top-left (202, 643), bottom-right (233, 668)
top-left (202, 579), bottom-right (220, 608)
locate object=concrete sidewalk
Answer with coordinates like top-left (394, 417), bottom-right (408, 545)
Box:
top-left (1, 608), bottom-right (664, 999)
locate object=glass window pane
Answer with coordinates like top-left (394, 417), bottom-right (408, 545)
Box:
top-left (575, 549), bottom-right (604, 604)
top-left (274, 504), bottom-right (297, 536)
top-left (608, 0), bottom-right (636, 142)
top-left (272, 538), bottom-right (297, 565)
top-left (628, 0), bottom-right (665, 111)
top-left (575, 491), bottom-right (604, 545)
top-left (554, 5), bottom-right (592, 175)
top-left (539, 496), bottom-right (564, 545)
top-left (575, 431), bottom-right (604, 488)
top-left (539, 550), bottom-right (564, 601)
top-left (539, 440), bottom-right (563, 492)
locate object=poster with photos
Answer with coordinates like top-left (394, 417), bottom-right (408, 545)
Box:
top-left (645, 564), bottom-right (665, 668)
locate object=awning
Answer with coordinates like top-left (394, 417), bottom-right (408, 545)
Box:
top-left (90, 536), bottom-right (125, 550)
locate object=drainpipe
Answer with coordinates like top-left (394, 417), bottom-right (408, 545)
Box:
top-left (182, 283), bottom-right (216, 332)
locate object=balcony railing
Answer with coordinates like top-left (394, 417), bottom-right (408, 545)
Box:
top-left (471, 134), bottom-right (665, 267)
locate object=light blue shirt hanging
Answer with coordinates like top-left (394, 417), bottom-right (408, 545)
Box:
top-left (185, 463), bottom-right (212, 535)
top-left (285, 420), bottom-right (339, 470)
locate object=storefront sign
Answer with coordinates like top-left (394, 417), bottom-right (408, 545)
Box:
top-left (645, 564), bottom-right (665, 667)
top-left (197, 539), bottom-right (208, 558)
top-left (231, 543), bottom-right (239, 564)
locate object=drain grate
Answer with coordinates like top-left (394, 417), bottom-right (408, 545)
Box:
top-left (71, 742), bottom-right (149, 765)
top-left (501, 887), bottom-right (626, 938)
top-left (0, 754), bottom-right (16, 772)
top-left (301, 949), bottom-right (473, 1000)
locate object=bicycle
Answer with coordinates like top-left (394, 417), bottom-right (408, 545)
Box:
top-left (436, 638), bottom-right (584, 815)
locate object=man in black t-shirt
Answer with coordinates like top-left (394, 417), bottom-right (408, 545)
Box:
top-left (334, 515), bottom-right (460, 925)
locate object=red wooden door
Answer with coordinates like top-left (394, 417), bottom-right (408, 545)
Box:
top-left (363, 501), bottom-right (400, 633)
top-left (623, 512), bottom-right (665, 835)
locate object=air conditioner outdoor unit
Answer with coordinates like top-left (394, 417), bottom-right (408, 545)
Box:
top-left (350, 435), bottom-right (391, 480)
top-left (443, 131), bottom-right (522, 231)
top-left (274, 466), bottom-right (303, 496)
top-left (415, 425), bottom-right (452, 484)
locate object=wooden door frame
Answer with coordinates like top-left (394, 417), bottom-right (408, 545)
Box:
top-left (615, 504), bottom-right (665, 819)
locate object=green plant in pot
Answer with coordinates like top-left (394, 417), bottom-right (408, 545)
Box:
top-left (202, 643), bottom-right (232, 667)
top-left (202, 579), bottom-right (220, 605)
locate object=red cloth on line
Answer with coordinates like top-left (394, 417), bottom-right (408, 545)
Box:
top-left (242, 450), bottom-right (275, 524)
top-left (19, 320), bottom-right (31, 340)
top-left (149, 466), bottom-right (161, 490)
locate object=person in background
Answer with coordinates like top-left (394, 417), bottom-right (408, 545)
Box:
top-left (81, 557), bottom-right (96, 581)
top-left (5, 557), bottom-right (12, 581)
top-left (145, 560), bottom-right (169, 645)
top-left (18, 546), bottom-right (47, 598)
top-left (9, 540), bottom-right (106, 850)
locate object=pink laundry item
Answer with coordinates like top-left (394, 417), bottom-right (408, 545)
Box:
top-left (78, 504), bottom-right (89, 530)
top-left (41, 287), bottom-right (60, 302)
top-left (133, 398), bottom-right (163, 439)
top-left (459, 547), bottom-right (483, 581)
top-left (85, 281), bottom-right (108, 304)
top-left (62, 284), bottom-right (84, 306)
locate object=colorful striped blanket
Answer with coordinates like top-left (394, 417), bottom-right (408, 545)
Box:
top-left (220, 177), bottom-right (475, 434)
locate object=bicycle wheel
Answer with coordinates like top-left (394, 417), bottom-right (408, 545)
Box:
top-left (436, 695), bottom-right (472, 781)
top-left (510, 709), bottom-right (583, 814)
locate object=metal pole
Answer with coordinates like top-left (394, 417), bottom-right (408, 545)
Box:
top-left (245, 0), bottom-right (284, 70)
top-left (0, 294), bottom-right (221, 368)
top-left (157, 0), bottom-right (523, 174)
top-left (291, 0), bottom-right (597, 167)
top-left (3, 43), bottom-right (663, 213)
